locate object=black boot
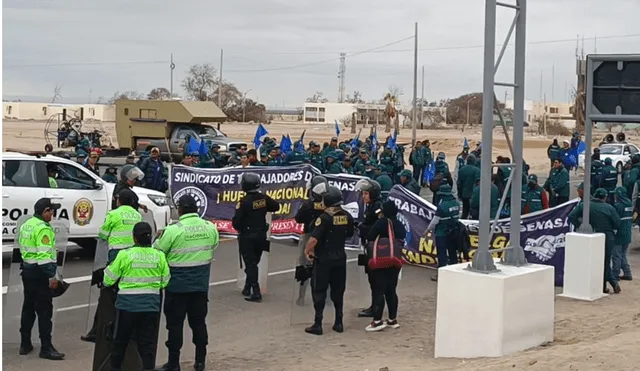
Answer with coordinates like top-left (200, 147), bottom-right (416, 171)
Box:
top-left (194, 346), bottom-right (206, 371)
top-left (39, 344), bottom-right (65, 360)
top-left (80, 328), bottom-right (97, 343)
top-left (193, 362), bottom-right (205, 371)
top-left (305, 322), bottom-right (323, 335)
top-left (161, 354), bottom-right (181, 371)
top-left (358, 306), bottom-right (374, 318)
top-left (245, 284), bottom-right (262, 302)
top-left (333, 311), bottom-right (344, 333)
top-left (19, 336), bottom-right (33, 355)
top-left (241, 282), bottom-right (251, 297)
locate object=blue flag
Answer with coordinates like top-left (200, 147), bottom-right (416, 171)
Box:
top-left (281, 134), bottom-right (292, 154)
top-left (198, 138), bottom-right (208, 156)
top-left (296, 130), bottom-right (306, 151)
top-left (386, 129), bottom-right (398, 151)
top-left (463, 137), bottom-right (469, 149)
top-left (423, 159), bottom-right (436, 183)
top-left (372, 127), bottom-right (378, 154)
top-left (253, 123), bottom-right (269, 149)
top-left (350, 129), bottom-right (362, 153)
top-left (187, 136), bottom-right (200, 155)
top-left (335, 120), bottom-right (341, 138)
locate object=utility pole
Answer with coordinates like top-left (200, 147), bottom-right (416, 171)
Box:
top-left (411, 22), bottom-right (418, 147)
top-left (338, 53), bottom-right (346, 103)
top-left (218, 49), bottom-right (224, 108)
top-left (551, 63), bottom-right (555, 102)
top-left (420, 65), bottom-right (425, 129)
top-left (170, 53), bottom-right (175, 97)
top-left (543, 93), bottom-right (547, 136)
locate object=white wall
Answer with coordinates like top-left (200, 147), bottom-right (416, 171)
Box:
top-left (303, 102), bottom-right (357, 124)
top-left (2, 102), bottom-right (115, 121)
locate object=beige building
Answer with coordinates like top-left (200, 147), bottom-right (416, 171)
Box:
top-left (303, 101), bottom-right (446, 127)
top-left (2, 102), bottom-right (115, 121)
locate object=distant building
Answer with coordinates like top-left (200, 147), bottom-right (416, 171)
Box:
top-left (266, 108), bottom-right (301, 122)
top-left (303, 101), bottom-right (445, 126)
top-left (2, 102), bottom-right (115, 121)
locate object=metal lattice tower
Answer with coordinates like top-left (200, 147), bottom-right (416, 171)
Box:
top-left (469, 0), bottom-right (528, 273)
top-left (338, 53), bottom-right (346, 103)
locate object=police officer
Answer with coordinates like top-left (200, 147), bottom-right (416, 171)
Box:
top-left (153, 195), bottom-right (220, 371)
top-left (46, 163), bottom-right (59, 188)
top-left (112, 164), bottom-right (148, 212)
top-left (104, 222), bottom-right (170, 371)
top-left (356, 179), bottom-right (382, 318)
top-left (17, 198), bottom-right (65, 360)
top-left (82, 189), bottom-right (142, 342)
top-left (568, 188), bottom-right (621, 294)
top-left (426, 184), bottom-right (460, 282)
top-left (303, 186), bottom-right (354, 335)
top-left (295, 176), bottom-right (329, 253)
top-left (232, 172), bottom-right (280, 302)
top-left (522, 174), bottom-right (549, 214)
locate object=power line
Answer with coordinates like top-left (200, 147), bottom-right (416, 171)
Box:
top-left (4, 60), bottom-right (169, 69)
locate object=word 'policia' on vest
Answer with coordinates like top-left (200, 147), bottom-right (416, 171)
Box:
top-left (98, 205), bottom-right (142, 251)
top-left (19, 216), bottom-right (57, 271)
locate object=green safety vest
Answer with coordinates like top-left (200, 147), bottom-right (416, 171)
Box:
top-left (48, 177), bottom-right (58, 188)
top-left (104, 246), bottom-right (170, 297)
top-left (19, 216), bottom-right (56, 266)
top-left (98, 205), bottom-right (142, 251)
top-left (153, 213), bottom-right (219, 268)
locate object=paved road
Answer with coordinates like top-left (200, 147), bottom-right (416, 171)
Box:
top-left (1, 238), bottom-right (367, 370)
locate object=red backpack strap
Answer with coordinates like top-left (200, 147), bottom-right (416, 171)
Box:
top-left (387, 219), bottom-right (395, 255)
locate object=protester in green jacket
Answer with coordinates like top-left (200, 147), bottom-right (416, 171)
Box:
top-left (342, 157), bottom-right (354, 174)
top-left (321, 137), bottom-right (339, 157)
top-left (308, 142), bottom-right (325, 172)
top-left (568, 188), bottom-right (621, 294)
top-left (521, 174), bottom-right (549, 214)
top-left (456, 154), bottom-right (480, 218)
top-left (470, 174), bottom-right (500, 219)
top-left (612, 186), bottom-right (633, 281)
top-left (426, 184), bottom-right (460, 281)
top-left (379, 147), bottom-right (395, 176)
top-left (399, 169), bottom-right (420, 195)
top-left (374, 166), bottom-right (393, 201)
top-left (600, 158), bottom-right (618, 203)
top-left (410, 142), bottom-right (427, 184)
top-left (623, 154), bottom-right (640, 197)
top-left (544, 159), bottom-right (570, 207)
top-left (325, 153), bottom-right (343, 174)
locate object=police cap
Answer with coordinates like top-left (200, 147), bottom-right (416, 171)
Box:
top-left (117, 189), bottom-right (136, 206)
top-left (34, 198), bottom-right (61, 215)
top-left (133, 222), bottom-right (153, 240)
top-left (177, 194), bottom-right (198, 209)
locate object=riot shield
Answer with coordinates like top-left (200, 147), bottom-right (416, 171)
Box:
top-left (141, 209), bottom-right (157, 242)
top-left (3, 216), bottom-right (68, 347)
top-left (85, 238), bottom-right (109, 334)
top-left (49, 219), bottom-right (69, 338)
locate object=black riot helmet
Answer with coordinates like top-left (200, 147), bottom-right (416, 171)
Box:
top-left (322, 186), bottom-right (343, 207)
top-left (308, 175), bottom-right (329, 201)
top-left (355, 178), bottom-right (381, 201)
top-left (241, 172), bottom-right (261, 193)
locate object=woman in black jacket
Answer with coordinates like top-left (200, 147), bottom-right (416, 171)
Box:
top-left (365, 201), bottom-right (405, 332)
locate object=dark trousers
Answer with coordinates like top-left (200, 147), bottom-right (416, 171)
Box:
top-left (435, 235), bottom-right (458, 267)
top-left (413, 166), bottom-right (424, 185)
top-left (461, 198), bottom-right (471, 219)
top-left (311, 261), bottom-right (346, 323)
top-left (239, 235), bottom-right (263, 286)
top-left (432, 193), bottom-right (440, 207)
top-left (371, 267), bottom-right (400, 321)
top-left (20, 272), bottom-right (53, 346)
top-left (164, 291), bottom-right (209, 364)
top-left (603, 234), bottom-right (617, 289)
top-left (111, 310), bottom-right (160, 370)
top-left (550, 195), bottom-right (569, 207)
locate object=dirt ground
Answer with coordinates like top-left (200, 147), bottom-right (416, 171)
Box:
top-left (1, 119), bottom-right (604, 176)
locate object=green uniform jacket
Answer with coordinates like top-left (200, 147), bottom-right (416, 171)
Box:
top-left (600, 165), bottom-right (618, 192)
top-left (403, 179), bottom-right (421, 195)
top-left (470, 183), bottom-right (500, 218)
top-left (521, 185), bottom-right (544, 214)
top-left (422, 147), bottom-right (433, 165)
top-left (309, 153), bottom-right (325, 172)
top-left (153, 213), bottom-right (219, 293)
top-left (434, 197), bottom-right (460, 237)
top-left (18, 216), bottom-right (57, 278)
top-left (624, 163), bottom-right (640, 195)
top-left (547, 167), bottom-right (570, 198)
top-left (102, 172), bottom-right (118, 183)
top-left (104, 246), bottom-right (170, 312)
top-left (321, 145), bottom-right (337, 157)
top-left (457, 163), bottom-right (480, 199)
top-left (379, 152), bottom-right (395, 174)
top-left (548, 144), bottom-right (561, 161)
top-left (410, 148), bottom-right (426, 168)
top-left (376, 174), bottom-right (393, 201)
top-left (285, 150), bottom-right (309, 165)
top-left (568, 199), bottom-right (621, 235)
top-left (325, 162), bottom-right (343, 174)
top-left (435, 160), bottom-right (450, 178)
top-left (614, 198), bottom-right (633, 245)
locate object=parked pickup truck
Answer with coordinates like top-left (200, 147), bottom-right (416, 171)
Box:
top-left (114, 99), bottom-right (246, 162)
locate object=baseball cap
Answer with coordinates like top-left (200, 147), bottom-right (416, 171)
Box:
top-left (34, 198), bottom-right (61, 214)
top-left (331, 137), bottom-right (338, 141)
top-left (133, 222), bottom-right (153, 240)
top-left (177, 194), bottom-right (198, 209)
top-left (528, 174), bottom-right (538, 182)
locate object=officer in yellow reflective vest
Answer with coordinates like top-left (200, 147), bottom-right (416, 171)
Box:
top-left (18, 198), bottom-right (65, 360)
top-left (82, 189), bottom-right (142, 342)
top-left (46, 164), bottom-right (58, 188)
top-left (103, 222), bottom-right (170, 371)
top-left (153, 195), bottom-right (219, 371)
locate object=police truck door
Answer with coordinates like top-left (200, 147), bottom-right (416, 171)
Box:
top-left (43, 161), bottom-right (109, 238)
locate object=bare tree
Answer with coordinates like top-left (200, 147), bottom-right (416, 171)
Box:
top-left (148, 87), bottom-right (172, 100)
top-left (108, 91), bottom-right (144, 104)
top-left (604, 122), bottom-right (618, 132)
top-left (345, 90), bottom-right (364, 104)
top-left (51, 84), bottom-right (63, 103)
top-left (182, 64), bottom-right (217, 101)
top-left (306, 92), bottom-right (329, 103)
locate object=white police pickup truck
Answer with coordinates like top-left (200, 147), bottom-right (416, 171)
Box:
top-left (2, 152), bottom-right (171, 252)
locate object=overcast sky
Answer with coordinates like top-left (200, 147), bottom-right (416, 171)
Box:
top-left (3, 0), bottom-right (640, 108)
